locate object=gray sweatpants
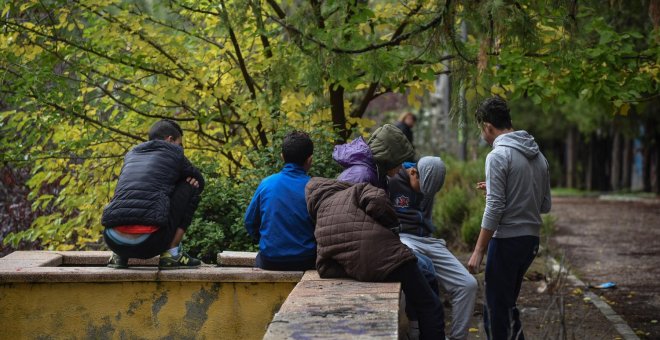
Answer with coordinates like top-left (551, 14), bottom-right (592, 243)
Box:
top-left (400, 233), bottom-right (478, 340)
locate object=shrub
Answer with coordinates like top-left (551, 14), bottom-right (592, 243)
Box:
top-left (184, 176), bottom-right (258, 264)
top-left (432, 155), bottom-right (486, 248)
top-left (434, 186), bottom-right (470, 237)
top-left (461, 198), bottom-right (485, 246)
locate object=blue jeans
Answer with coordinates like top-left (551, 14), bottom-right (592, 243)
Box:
top-left (484, 236), bottom-right (539, 340)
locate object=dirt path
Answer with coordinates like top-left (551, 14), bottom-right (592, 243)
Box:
top-left (549, 197), bottom-right (660, 339)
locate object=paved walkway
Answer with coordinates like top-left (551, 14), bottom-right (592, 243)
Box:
top-left (549, 197), bottom-right (660, 339)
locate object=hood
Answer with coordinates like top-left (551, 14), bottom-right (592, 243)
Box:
top-left (305, 177), bottom-right (352, 221)
top-left (132, 139), bottom-right (184, 156)
top-left (417, 156), bottom-right (446, 196)
top-left (332, 137), bottom-right (376, 169)
top-left (367, 124), bottom-right (415, 172)
top-left (493, 130), bottom-right (540, 159)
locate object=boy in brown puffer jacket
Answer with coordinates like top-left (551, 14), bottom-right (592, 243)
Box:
top-left (306, 177), bottom-right (445, 340)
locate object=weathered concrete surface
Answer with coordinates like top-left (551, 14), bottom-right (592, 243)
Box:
top-left (264, 270), bottom-right (401, 339)
top-left (0, 251), bottom-right (302, 339)
top-left (0, 281), bottom-right (295, 339)
top-left (1, 250), bottom-right (403, 339)
top-left (0, 251), bottom-right (302, 283)
top-left (218, 250), bottom-right (258, 267)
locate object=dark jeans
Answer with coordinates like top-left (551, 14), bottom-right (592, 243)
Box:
top-left (484, 236), bottom-right (539, 340)
top-left (103, 181), bottom-right (200, 259)
top-left (387, 261), bottom-right (445, 340)
top-left (406, 251), bottom-right (440, 321)
top-left (255, 253), bottom-right (316, 271)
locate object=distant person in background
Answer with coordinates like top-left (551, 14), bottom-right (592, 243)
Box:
top-left (467, 97), bottom-right (552, 340)
top-left (395, 112), bottom-right (417, 144)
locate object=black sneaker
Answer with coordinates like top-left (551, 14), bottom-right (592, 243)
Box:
top-left (158, 251), bottom-right (201, 270)
top-left (107, 253), bottom-right (128, 269)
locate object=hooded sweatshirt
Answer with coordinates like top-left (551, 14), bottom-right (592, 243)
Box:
top-left (388, 156), bottom-right (446, 237)
top-left (334, 137), bottom-right (379, 187)
top-left (482, 130), bottom-right (552, 238)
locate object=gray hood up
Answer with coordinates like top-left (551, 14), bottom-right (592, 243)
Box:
top-left (493, 130), bottom-right (540, 160)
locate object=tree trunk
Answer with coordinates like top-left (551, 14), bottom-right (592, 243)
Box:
top-left (622, 136), bottom-right (632, 190)
top-left (565, 128), bottom-right (577, 188)
top-left (586, 137), bottom-right (593, 191)
top-left (610, 129), bottom-right (622, 191)
top-left (330, 84), bottom-right (349, 142)
top-left (643, 120), bottom-right (653, 192)
top-left (655, 139), bottom-right (660, 194)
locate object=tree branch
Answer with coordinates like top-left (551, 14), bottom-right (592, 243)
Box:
top-left (267, 12), bottom-right (446, 54)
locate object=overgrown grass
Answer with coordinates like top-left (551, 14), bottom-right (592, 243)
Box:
top-left (551, 188), bottom-right (593, 197)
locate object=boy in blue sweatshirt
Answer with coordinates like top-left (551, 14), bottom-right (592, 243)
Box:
top-left (244, 131), bottom-right (316, 270)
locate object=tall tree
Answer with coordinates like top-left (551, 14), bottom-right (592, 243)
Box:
top-left (1, 0), bottom-right (657, 249)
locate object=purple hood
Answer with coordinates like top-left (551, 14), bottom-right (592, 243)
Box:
top-left (333, 137), bottom-right (380, 187)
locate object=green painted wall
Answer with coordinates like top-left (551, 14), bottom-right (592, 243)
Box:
top-left (0, 281), bottom-right (295, 339)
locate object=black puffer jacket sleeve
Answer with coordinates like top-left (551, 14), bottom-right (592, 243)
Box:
top-left (178, 156), bottom-right (204, 230)
top-left (102, 140), bottom-right (192, 228)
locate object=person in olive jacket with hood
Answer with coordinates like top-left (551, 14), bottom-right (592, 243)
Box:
top-left (333, 123), bottom-right (417, 188)
top-left (102, 119), bottom-right (205, 270)
top-left (306, 178), bottom-right (445, 340)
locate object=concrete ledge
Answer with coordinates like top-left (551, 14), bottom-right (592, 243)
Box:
top-left (0, 251), bottom-right (159, 268)
top-left (0, 266), bottom-right (303, 283)
top-left (0, 251), bottom-right (302, 283)
top-left (2, 251), bottom-right (402, 339)
top-left (217, 251), bottom-right (257, 267)
top-left (264, 270), bottom-right (401, 339)
top-left (0, 251), bottom-right (63, 268)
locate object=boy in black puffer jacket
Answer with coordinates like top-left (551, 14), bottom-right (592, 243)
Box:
top-left (101, 119), bottom-right (205, 269)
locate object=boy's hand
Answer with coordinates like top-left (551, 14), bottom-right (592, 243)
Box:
top-left (476, 181), bottom-right (486, 197)
top-left (186, 177), bottom-right (199, 188)
top-left (467, 249), bottom-right (485, 274)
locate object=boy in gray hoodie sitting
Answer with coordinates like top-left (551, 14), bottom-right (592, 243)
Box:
top-left (389, 156), bottom-right (478, 340)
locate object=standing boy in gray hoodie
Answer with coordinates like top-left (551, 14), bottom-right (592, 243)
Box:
top-left (467, 97), bottom-right (551, 340)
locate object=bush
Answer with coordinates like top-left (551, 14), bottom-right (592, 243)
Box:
top-left (434, 186), bottom-right (470, 239)
top-left (461, 198), bottom-right (485, 246)
top-left (184, 177), bottom-right (258, 264)
top-left (432, 155), bottom-right (486, 248)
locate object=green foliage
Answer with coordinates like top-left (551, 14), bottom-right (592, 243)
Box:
top-left (184, 176), bottom-right (257, 264)
top-left (541, 214), bottom-right (556, 238)
top-left (433, 156), bottom-right (486, 248)
top-left (435, 186), bottom-right (470, 233)
top-left (0, 0), bottom-right (657, 252)
top-left (460, 207), bottom-right (483, 246)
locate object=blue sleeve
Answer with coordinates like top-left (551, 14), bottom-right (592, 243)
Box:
top-left (244, 185), bottom-right (262, 242)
